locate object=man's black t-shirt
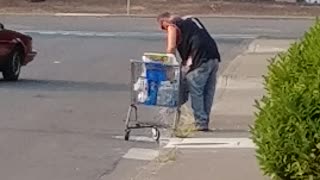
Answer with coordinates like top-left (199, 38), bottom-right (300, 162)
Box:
top-left (174, 17), bottom-right (220, 71)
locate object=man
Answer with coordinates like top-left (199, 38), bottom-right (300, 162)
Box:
top-left (157, 12), bottom-right (221, 131)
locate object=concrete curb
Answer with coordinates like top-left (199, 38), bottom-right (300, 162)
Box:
top-left (246, 39), bottom-right (296, 53)
top-left (0, 12), bottom-right (317, 20)
top-left (216, 38), bottom-right (298, 89)
top-left (216, 76), bottom-right (264, 89)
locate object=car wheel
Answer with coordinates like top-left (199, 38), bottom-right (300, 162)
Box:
top-left (2, 49), bottom-right (22, 81)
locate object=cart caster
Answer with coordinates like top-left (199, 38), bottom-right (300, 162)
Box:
top-left (125, 130), bottom-right (131, 141)
top-left (151, 127), bottom-right (160, 143)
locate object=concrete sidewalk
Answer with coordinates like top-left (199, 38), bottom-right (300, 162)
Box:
top-left (130, 39), bottom-right (293, 180)
top-left (134, 149), bottom-right (268, 180)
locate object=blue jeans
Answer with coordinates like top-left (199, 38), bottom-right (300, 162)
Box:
top-left (180, 59), bottom-right (219, 128)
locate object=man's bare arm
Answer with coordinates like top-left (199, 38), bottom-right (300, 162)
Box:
top-left (166, 25), bottom-right (177, 54)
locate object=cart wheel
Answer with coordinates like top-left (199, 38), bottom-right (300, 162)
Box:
top-left (151, 128), bottom-right (160, 142)
top-left (125, 130), bottom-right (131, 141)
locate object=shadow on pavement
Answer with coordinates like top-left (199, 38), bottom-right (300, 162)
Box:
top-left (0, 79), bottom-right (129, 92)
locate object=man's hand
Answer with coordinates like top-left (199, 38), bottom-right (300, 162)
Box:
top-left (181, 65), bottom-right (189, 74)
top-left (166, 25), bottom-right (177, 54)
top-left (182, 56), bottom-right (192, 73)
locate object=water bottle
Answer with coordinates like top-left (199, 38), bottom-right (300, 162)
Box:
top-left (157, 81), bottom-right (177, 107)
top-left (157, 82), bottom-right (167, 106)
top-left (145, 80), bottom-right (158, 105)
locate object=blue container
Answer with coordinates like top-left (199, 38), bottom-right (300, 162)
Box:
top-left (144, 80), bottom-right (159, 105)
top-left (145, 63), bottom-right (166, 82)
top-left (143, 63), bottom-right (167, 106)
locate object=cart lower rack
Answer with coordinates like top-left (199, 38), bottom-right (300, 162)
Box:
top-left (124, 59), bottom-right (182, 143)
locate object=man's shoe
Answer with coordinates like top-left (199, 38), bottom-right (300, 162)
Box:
top-left (195, 125), bottom-right (209, 132)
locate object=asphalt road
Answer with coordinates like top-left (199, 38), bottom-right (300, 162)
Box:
top-left (0, 16), bottom-right (312, 180)
top-left (0, 23), bottom-right (246, 180)
top-left (2, 16), bottom-right (315, 38)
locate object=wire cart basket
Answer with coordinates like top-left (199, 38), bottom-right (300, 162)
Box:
top-left (124, 59), bottom-right (182, 143)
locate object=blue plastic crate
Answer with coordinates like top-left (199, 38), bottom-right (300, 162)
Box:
top-left (145, 63), bottom-right (166, 82)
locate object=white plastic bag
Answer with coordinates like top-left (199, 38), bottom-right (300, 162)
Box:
top-left (135, 78), bottom-right (148, 103)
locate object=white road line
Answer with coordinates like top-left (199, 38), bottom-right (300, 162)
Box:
top-left (55, 13), bottom-right (111, 17)
top-left (241, 27), bottom-right (281, 33)
top-left (18, 30), bottom-right (257, 39)
top-left (113, 136), bottom-right (256, 149)
top-left (122, 148), bottom-right (159, 161)
top-left (165, 138), bottom-right (256, 149)
top-left (112, 135), bottom-right (169, 143)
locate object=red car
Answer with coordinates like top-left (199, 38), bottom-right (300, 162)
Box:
top-left (0, 23), bottom-right (37, 81)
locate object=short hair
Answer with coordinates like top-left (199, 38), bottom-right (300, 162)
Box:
top-left (157, 12), bottom-right (183, 24)
top-left (157, 12), bottom-right (171, 22)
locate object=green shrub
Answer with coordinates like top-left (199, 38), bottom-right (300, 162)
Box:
top-left (251, 19), bottom-right (320, 180)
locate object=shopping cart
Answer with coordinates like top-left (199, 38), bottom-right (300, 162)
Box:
top-left (124, 58), bottom-right (182, 143)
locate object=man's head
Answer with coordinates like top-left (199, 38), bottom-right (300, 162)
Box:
top-left (157, 12), bottom-right (181, 31)
top-left (157, 12), bottom-right (172, 31)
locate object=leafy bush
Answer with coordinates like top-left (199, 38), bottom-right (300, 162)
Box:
top-left (251, 19), bottom-right (320, 180)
